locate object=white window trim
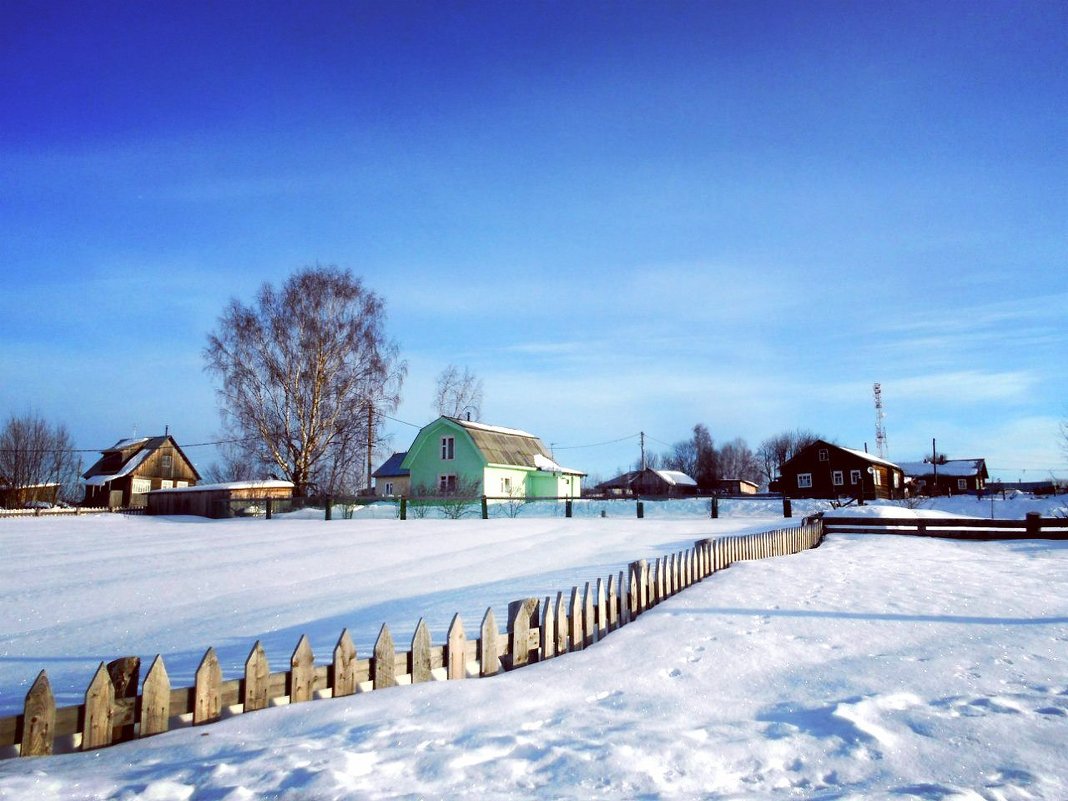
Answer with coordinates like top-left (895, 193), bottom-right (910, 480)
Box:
top-left (957, 478), bottom-right (967, 490)
top-left (832, 470), bottom-right (843, 486)
top-left (873, 470), bottom-right (882, 486)
top-left (441, 436), bottom-right (455, 461)
top-left (818, 449), bottom-right (829, 462)
top-left (438, 474), bottom-right (457, 492)
top-left (131, 478), bottom-right (152, 495)
top-left (850, 469), bottom-right (861, 485)
top-left (797, 473), bottom-right (813, 489)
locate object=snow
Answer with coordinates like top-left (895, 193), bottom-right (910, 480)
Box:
top-left (532, 453), bottom-right (583, 475)
top-left (654, 469), bottom-right (697, 486)
top-left (898, 460), bottom-right (984, 478)
top-left (1, 495), bottom-right (1066, 799)
top-left (836, 445), bottom-right (901, 468)
top-left (83, 447), bottom-right (153, 486)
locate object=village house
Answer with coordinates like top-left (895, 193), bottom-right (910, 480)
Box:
top-left (400, 416), bottom-right (583, 499)
top-left (145, 479), bottom-right (294, 518)
top-left (595, 467), bottom-right (699, 497)
top-left (776, 439), bottom-right (904, 501)
top-left (898, 458), bottom-right (989, 496)
top-left (82, 435), bottom-right (200, 508)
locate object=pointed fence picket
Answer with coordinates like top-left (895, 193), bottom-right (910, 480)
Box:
top-left (2, 518), bottom-right (826, 759)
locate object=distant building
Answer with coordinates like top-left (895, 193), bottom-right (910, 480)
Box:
top-left (714, 478), bottom-right (760, 495)
top-left (595, 468), bottom-right (699, 497)
top-left (898, 458), bottom-right (989, 496)
top-left (82, 435), bottom-right (200, 508)
top-left (0, 479), bottom-right (60, 509)
top-left (777, 440), bottom-right (903, 501)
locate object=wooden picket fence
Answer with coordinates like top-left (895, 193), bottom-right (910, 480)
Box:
top-left (1, 518), bottom-right (825, 759)
top-left (0, 507), bottom-right (144, 519)
top-left (821, 512), bottom-right (1068, 540)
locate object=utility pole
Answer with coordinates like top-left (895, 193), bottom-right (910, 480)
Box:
top-left (640, 431), bottom-right (646, 471)
top-left (366, 404), bottom-right (374, 494)
top-left (932, 437), bottom-right (937, 494)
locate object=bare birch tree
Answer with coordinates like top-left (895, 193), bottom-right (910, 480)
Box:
top-left (433, 364), bottom-right (483, 421)
top-left (204, 266), bottom-right (405, 497)
top-left (0, 413), bottom-right (81, 506)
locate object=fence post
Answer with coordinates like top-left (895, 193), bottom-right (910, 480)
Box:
top-left (783, 497), bottom-right (792, 518)
top-left (1026, 512), bottom-right (1040, 538)
top-left (265, 498), bottom-right (273, 520)
top-left (710, 497), bottom-right (719, 518)
top-left (21, 671), bottom-right (55, 757)
top-left (481, 495), bottom-right (488, 520)
top-left (566, 498), bottom-right (573, 518)
top-left (107, 656), bottom-right (140, 743)
top-left (637, 501), bottom-right (644, 519)
top-left (325, 497), bottom-right (332, 521)
top-left (399, 496), bottom-right (407, 520)
top-left (507, 598), bottom-right (539, 669)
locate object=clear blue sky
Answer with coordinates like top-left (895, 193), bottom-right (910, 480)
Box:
top-left (2, 1), bottom-right (1065, 483)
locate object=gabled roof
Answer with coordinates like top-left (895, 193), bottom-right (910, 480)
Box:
top-left (781, 440), bottom-right (902, 472)
top-left (373, 451), bottom-right (410, 478)
top-left (597, 467), bottom-right (696, 489)
top-left (82, 435), bottom-right (202, 484)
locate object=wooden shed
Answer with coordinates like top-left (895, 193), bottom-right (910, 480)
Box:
top-left (145, 480), bottom-right (295, 518)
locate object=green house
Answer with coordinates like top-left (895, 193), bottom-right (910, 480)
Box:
top-left (400, 416), bottom-right (583, 499)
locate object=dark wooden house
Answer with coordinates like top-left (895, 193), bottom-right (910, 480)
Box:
top-left (82, 435), bottom-right (200, 508)
top-left (595, 468), bottom-right (699, 497)
top-left (777, 440), bottom-right (904, 501)
top-left (898, 458), bottom-right (989, 496)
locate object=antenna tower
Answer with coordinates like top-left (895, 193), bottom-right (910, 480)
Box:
top-left (873, 382), bottom-right (887, 459)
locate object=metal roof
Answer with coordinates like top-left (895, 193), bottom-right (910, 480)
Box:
top-left (448, 417), bottom-right (552, 468)
top-left (373, 451), bottom-right (410, 478)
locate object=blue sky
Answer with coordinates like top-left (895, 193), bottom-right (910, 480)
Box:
top-left (2, 1), bottom-right (1065, 483)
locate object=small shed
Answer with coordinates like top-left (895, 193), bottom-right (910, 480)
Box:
top-left (715, 478), bottom-right (760, 495)
top-left (146, 480), bottom-right (295, 518)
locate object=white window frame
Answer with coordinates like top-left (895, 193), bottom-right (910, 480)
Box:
top-left (160, 480), bottom-right (173, 489)
top-left (175, 481), bottom-right (188, 488)
top-left (957, 478), bottom-right (967, 491)
top-left (893, 473), bottom-right (900, 488)
top-left (441, 436), bottom-right (455, 460)
top-left (438, 474), bottom-right (457, 493)
top-left (384, 481), bottom-right (394, 496)
top-left (850, 469), bottom-right (861, 485)
top-left (501, 476), bottom-right (512, 495)
top-left (818, 449), bottom-right (829, 462)
top-left (873, 469), bottom-right (882, 486)
top-left (131, 478), bottom-right (152, 495)
top-left (797, 473), bottom-right (813, 489)
top-left (832, 470), bottom-right (844, 486)
top-left (161, 453), bottom-right (172, 470)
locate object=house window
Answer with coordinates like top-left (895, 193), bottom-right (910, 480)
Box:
top-left (131, 478), bottom-right (152, 495)
top-left (384, 482), bottom-right (394, 496)
top-left (160, 480), bottom-right (173, 489)
top-left (832, 470), bottom-right (844, 486)
top-left (161, 454), bottom-right (172, 470)
top-left (873, 470), bottom-right (882, 486)
top-left (893, 473), bottom-right (900, 488)
top-left (439, 474), bottom-right (457, 493)
top-left (850, 469), bottom-right (861, 485)
top-left (175, 481), bottom-right (188, 488)
top-left (441, 436), bottom-right (455, 460)
top-left (957, 478), bottom-right (967, 490)
top-left (501, 476), bottom-right (512, 495)
top-left (818, 449), bottom-right (829, 462)
top-left (797, 473), bottom-right (813, 489)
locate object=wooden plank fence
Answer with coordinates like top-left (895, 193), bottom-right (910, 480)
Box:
top-left (0, 507), bottom-right (144, 519)
top-left (822, 512), bottom-right (1068, 540)
top-left (0, 519), bottom-right (825, 759)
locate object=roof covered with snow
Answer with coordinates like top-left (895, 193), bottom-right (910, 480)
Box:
top-left (148, 480), bottom-right (294, 494)
top-left (898, 459), bottom-right (987, 478)
top-left (532, 453), bottom-right (585, 476)
top-left (83, 446), bottom-right (153, 486)
top-left (654, 469), bottom-right (697, 486)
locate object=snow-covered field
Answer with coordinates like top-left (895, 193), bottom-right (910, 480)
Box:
top-left (1, 495), bottom-right (1066, 799)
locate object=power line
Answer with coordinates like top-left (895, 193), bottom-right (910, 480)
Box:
top-left (552, 433), bottom-right (641, 450)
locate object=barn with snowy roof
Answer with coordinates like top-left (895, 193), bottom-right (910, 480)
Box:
top-left (400, 416), bottom-right (583, 499)
top-left (82, 434), bottom-right (200, 508)
top-left (897, 458), bottom-right (988, 496)
top-left (595, 467), bottom-right (699, 497)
